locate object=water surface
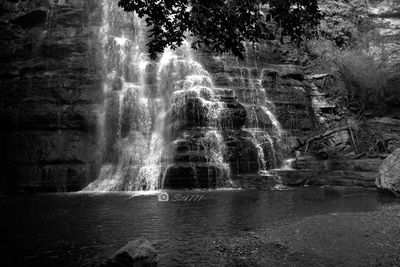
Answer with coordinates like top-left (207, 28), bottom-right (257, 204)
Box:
top-left (0, 188), bottom-right (395, 266)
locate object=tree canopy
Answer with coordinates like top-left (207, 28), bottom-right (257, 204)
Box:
top-left (118, 0), bottom-right (322, 59)
top-left (318, 0), bottom-right (371, 48)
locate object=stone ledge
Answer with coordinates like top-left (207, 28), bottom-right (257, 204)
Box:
top-left (271, 169), bottom-right (377, 188)
top-left (294, 158), bottom-right (383, 172)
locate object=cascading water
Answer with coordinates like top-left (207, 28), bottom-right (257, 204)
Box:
top-left (85, 0), bottom-right (164, 191)
top-left (223, 42), bottom-right (292, 175)
top-left (159, 44), bottom-right (232, 188)
top-left (85, 1), bottom-right (232, 191)
top-left (85, 2), bottom-right (286, 191)
top-left (230, 65), bottom-right (286, 174)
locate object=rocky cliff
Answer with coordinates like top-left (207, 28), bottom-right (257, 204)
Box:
top-left (159, 43), bottom-right (316, 189)
top-left (1, 0), bottom-right (399, 193)
top-left (0, 0), bottom-right (317, 193)
top-left (0, 0), bottom-right (103, 193)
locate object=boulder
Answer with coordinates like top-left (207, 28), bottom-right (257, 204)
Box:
top-left (376, 148), bottom-right (400, 197)
top-left (99, 238), bottom-right (158, 267)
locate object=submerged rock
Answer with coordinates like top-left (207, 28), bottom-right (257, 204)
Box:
top-left (98, 237), bottom-right (158, 267)
top-left (376, 148), bottom-right (400, 196)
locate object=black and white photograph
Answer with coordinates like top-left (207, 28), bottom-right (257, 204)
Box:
top-left (1, 0), bottom-right (400, 266)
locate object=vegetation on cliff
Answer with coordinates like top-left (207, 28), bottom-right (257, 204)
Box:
top-left (297, 0), bottom-right (400, 161)
top-left (309, 0), bottom-right (400, 116)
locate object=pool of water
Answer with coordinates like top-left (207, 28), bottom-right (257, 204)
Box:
top-left (0, 187), bottom-right (396, 266)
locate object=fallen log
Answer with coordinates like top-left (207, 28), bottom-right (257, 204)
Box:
top-left (296, 123), bottom-right (358, 150)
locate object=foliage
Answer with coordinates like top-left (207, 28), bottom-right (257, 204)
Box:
top-left (318, 0), bottom-right (372, 48)
top-left (118, 0), bottom-right (322, 59)
top-left (306, 0), bottom-right (400, 115)
top-left (335, 50), bottom-right (387, 106)
top-left (308, 37), bottom-right (400, 115)
top-left (268, 0), bottom-right (321, 44)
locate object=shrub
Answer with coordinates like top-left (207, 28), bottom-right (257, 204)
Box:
top-left (335, 50), bottom-right (387, 105)
top-left (308, 38), bottom-right (400, 115)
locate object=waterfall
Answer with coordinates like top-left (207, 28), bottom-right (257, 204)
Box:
top-left (225, 64), bottom-right (286, 174)
top-left (85, 0), bottom-right (164, 191)
top-left (158, 43), bottom-right (232, 188)
top-left (85, 1), bottom-right (231, 191)
top-left (84, 1), bottom-right (286, 191)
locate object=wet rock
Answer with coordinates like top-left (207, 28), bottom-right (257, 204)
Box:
top-left (99, 237), bottom-right (158, 267)
top-left (376, 148), bottom-right (400, 196)
top-left (169, 97), bottom-right (210, 128)
top-left (231, 173), bottom-right (281, 190)
top-left (163, 163), bottom-right (228, 189)
top-left (219, 102), bottom-right (246, 129)
top-left (224, 133), bottom-right (264, 173)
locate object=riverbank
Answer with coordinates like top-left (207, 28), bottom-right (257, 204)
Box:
top-left (206, 202), bottom-right (400, 266)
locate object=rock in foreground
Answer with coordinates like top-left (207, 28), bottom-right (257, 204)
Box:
top-left (376, 148), bottom-right (400, 197)
top-left (98, 238), bottom-right (158, 267)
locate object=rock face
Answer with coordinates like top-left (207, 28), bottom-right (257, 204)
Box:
top-left (376, 148), bottom-right (400, 195)
top-left (270, 157), bottom-right (383, 188)
top-left (203, 54), bottom-right (315, 138)
top-left (274, 169), bottom-right (377, 187)
top-left (2, 0), bottom-right (315, 192)
top-left (0, 0), bottom-right (103, 193)
top-left (4, 0), bottom-right (397, 192)
top-left (98, 237), bottom-right (158, 267)
top-left (162, 50), bottom-right (314, 189)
